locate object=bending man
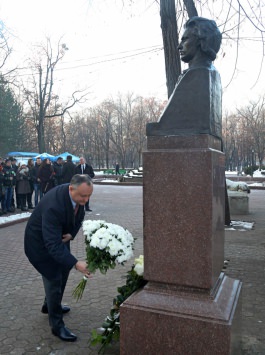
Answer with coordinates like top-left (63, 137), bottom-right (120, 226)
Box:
top-left (24, 174), bottom-right (93, 342)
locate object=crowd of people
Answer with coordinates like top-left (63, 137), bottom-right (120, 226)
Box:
top-left (0, 155), bottom-right (95, 216)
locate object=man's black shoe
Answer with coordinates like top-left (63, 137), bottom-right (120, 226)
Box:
top-left (52, 326), bottom-right (77, 342)
top-left (41, 304), bottom-right (71, 314)
top-left (85, 208), bottom-right (92, 212)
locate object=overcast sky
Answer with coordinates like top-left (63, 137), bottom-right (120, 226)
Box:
top-left (0, 0), bottom-right (264, 112)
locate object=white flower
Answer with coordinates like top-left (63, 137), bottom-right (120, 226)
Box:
top-left (134, 263), bottom-right (144, 276)
top-left (134, 255), bottom-right (144, 276)
top-left (116, 249), bottom-right (133, 264)
top-left (82, 219), bottom-right (134, 265)
top-left (108, 239), bottom-right (122, 256)
top-left (90, 235), bottom-right (101, 249)
top-left (83, 220), bottom-right (106, 240)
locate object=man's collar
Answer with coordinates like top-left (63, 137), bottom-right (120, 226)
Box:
top-left (69, 191), bottom-right (76, 209)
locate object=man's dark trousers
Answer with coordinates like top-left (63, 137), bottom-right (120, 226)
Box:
top-left (42, 266), bottom-right (70, 330)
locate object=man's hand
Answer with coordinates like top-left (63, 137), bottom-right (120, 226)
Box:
top-left (75, 261), bottom-right (92, 279)
top-left (62, 233), bottom-right (72, 243)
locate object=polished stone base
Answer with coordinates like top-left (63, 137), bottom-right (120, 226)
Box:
top-left (143, 140), bottom-right (225, 290)
top-left (120, 274), bottom-right (242, 355)
top-left (228, 191), bottom-right (249, 215)
top-left (120, 135), bottom-right (242, 353)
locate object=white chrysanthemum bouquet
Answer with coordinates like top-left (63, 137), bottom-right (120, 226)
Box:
top-left (73, 220), bottom-right (134, 300)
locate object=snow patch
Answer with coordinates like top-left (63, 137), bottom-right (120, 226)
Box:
top-left (226, 220), bottom-right (254, 231)
top-left (0, 212), bottom-right (31, 225)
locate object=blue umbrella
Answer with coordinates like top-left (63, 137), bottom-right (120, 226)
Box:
top-left (34, 152), bottom-right (56, 162)
top-left (7, 151), bottom-right (39, 158)
top-left (55, 152), bottom-right (80, 163)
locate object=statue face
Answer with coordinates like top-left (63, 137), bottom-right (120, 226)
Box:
top-left (178, 28), bottom-right (200, 63)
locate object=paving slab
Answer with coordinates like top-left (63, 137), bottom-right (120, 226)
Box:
top-left (0, 185), bottom-right (264, 354)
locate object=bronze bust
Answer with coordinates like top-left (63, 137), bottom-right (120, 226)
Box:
top-left (146, 17), bottom-right (222, 138)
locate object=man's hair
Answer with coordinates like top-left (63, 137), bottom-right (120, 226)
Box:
top-left (66, 155), bottom-right (72, 161)
top-left (184, 16), bottom-right (222, 61)
top-left (70, 174), bottom-right (93, 188)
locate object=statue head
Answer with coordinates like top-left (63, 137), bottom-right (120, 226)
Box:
top-left (178, 16), bottom-right (222, 65)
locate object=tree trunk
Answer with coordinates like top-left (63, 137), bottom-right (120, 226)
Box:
top-left (37, 116), bottom-right (45, 152)
top-left (183, 0), bottom-right (198, 18)
top-left (160, 0), bottom-right (181, 98)
top-left (105, 132), bottom-right (109, 168)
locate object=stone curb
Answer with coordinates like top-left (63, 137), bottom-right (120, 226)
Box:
top-left (0, 216), bottom-right (30, 229)
top-left (249, 185), bottom-right (265, 190)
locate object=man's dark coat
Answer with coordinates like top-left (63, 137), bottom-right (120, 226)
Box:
top-left (62, 161), bottom-right (76, 183)
top-left (75, 163), bottom-right (95, 178)
top-left (24, 184), bottom-right (85, 280)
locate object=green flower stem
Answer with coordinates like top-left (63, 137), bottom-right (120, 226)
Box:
top-left (72, 276), bottom-right (88, 301)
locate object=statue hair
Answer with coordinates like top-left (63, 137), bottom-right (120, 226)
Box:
top-left (184, 16), bottom-right (222, 61)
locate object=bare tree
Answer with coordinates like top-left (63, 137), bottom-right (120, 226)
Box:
top-left (59, 93), bottom-right (165, 168)
top-left (222, 95), bottom-right (265, 172)
top-left (237, 96), bottom-right (265, 170)
top-left (132, 96), bottom-right (165, 165)
top-left (93, 100), bottom-right (115, 169)
top-left (222, 112), bottom-right (242, 171)
top-left (22, 37), bottom-right (88, 152)
top-left (160, 0), bottom-right (182, 98)
top-left (0, 20), bottom-right (17, 83)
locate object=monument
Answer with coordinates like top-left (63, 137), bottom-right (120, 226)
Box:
top-left (120, 17), bottom-right (242, 354)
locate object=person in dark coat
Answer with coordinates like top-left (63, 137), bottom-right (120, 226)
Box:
top-left (0, 164), bottom-right (4, 215)
top-left (38, 158), bottom-right (55, 194)
top-left (16, 161), bottom-right (31, 211)
top-left (26, 159), bottom-right (35, 209)
top-left (115, 162), bottom-right (120, 175)
top-left (11, 158), bottom-right (18, 210)
top-left (2, 158), bottom-right (16, 213)
top-left (62, 155), bottom-right (76, 183)
top-left (75, 157), bottom-right (95, 212)
top-left (24, 174), bottom-right (93, 342)
top-left (32, 157), bottom-right (43, 207)
top-left (53, 157), bottom-right (64, 186)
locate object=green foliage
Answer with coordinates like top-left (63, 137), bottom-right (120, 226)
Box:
top-left (91, 266), bottom-right (147, 354)
top-left (86, 244), bottom-right (116, 274)
top-left (0, 76), bottom-right (24, 155)
top-left (104, 169), bottom-right (115, 174)
top-left (244, 165), bottom-right (261, 175)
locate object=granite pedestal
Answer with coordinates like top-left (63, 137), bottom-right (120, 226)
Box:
top-left (228, 191), bottom-right (249, 215)
top-left (120, 135), bottom-right (242, 354)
